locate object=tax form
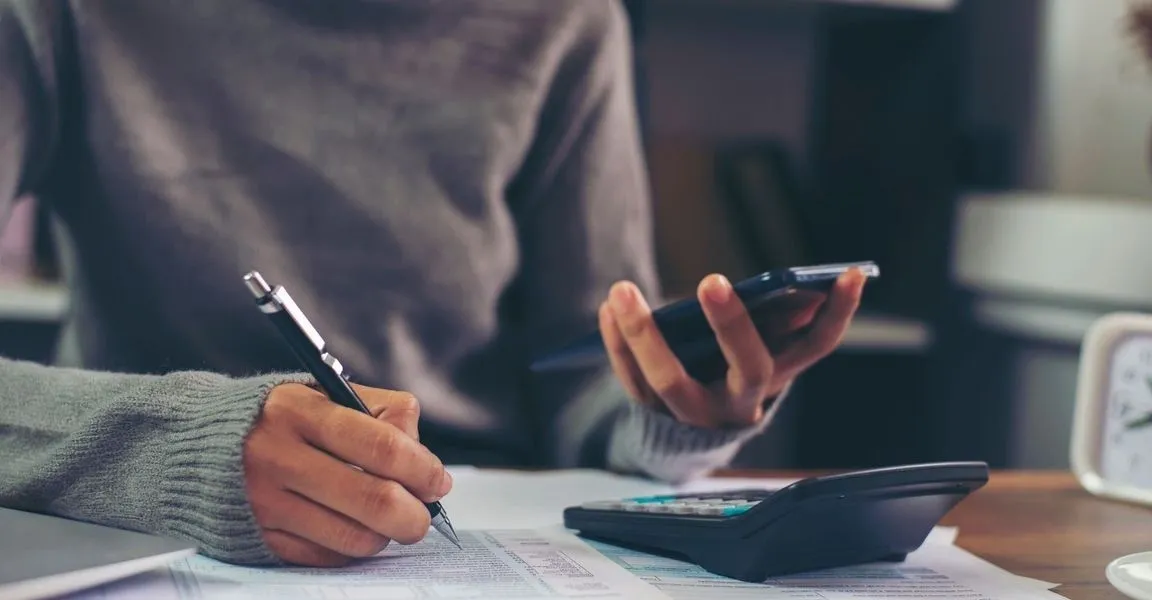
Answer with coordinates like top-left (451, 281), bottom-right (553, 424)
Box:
top-left (71, 528), bottom-right (666, 600)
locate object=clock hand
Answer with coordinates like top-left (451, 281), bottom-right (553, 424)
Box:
top-left (1124, 411), bottom-right (1152, 430)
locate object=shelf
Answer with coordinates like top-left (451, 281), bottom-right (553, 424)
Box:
top-left (0, 282), bottom-right (931, 353)
top-left (652, 0), bottom-right (957, 13)
top-left (0, 279), bottom-right (67, 322)
top-left (841, 312), bottom-right (931, 353)
top-left (642, 293), bottom-right (931, 354)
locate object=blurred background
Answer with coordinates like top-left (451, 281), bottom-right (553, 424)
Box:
top-left (2, 0), bottom-right (1151, 472)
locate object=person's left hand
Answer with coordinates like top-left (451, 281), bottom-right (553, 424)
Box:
top-left (598, 268), bottom-right (866, 429)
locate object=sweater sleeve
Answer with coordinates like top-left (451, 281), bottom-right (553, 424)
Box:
top-left (0, 358), bottom-right (311, 564)
top-left (506, 1), bottom-right (782, 482)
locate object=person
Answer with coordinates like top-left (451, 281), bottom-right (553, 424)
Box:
top-left (0, 0), bottom-right (866, 568)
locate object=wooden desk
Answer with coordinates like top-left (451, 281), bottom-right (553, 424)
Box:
top-left (729, 470), bottom-right (1152, 599)
top-left (943, 470), bottom-right (1152, 599)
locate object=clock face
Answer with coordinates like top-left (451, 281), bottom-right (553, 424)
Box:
top-left (1100, 334), bottom-right (1152, 488)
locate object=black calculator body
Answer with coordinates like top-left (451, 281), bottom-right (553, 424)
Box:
top-left (563, 462), bottom-right (989, 583)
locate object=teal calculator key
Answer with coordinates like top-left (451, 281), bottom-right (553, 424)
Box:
top-left (721, 504), bottom-right (753, 516)
top-left (628, 495), bottom-right (676, 504)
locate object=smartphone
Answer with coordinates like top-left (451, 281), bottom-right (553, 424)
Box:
top-left (530, 261), bottom-right (879, 383)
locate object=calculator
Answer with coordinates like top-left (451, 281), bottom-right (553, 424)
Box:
top-left (563, 462), bottom-right (989, 582)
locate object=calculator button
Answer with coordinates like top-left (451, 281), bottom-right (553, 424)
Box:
top-left (721, 505), bottom-right (753, 516)
top-left (581, 493), bottom-right (764, 515)
top-left (681, 500), bottom-right (760, 517)
top-left (627, 495), bottom-right (677, 504)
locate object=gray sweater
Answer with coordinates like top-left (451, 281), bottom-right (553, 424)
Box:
top-left (0, 0), bottom-right (775, 564)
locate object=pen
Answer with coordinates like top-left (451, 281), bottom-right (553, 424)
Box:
top-left (242, 270), bottom-right (462, 549)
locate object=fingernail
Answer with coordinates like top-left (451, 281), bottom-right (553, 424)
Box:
top-left (609, 283), bottom-right (637, 313)
top-left (705, 275), bottom-right (732, 304)
top-left (438, 470), bottom-right (453, 497)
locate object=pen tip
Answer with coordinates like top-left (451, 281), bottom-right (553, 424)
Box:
top-left (431, 515), bottom-right (462, 549)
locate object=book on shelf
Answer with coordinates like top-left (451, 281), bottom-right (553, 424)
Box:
top-left (646, 135), bottom-right (820, 299)
top-left (714, 140), bottom-right (815, 270)
top-left (647, 136), bottom-right (760, 298)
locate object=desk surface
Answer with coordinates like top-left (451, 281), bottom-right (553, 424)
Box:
top-left (944, 471), bottom-right (1151, 600)
top-left (727, 470), bottom-right (1151, 600)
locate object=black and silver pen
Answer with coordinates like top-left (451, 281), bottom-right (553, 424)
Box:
top-left (242, 270), bottom-right (461, 549)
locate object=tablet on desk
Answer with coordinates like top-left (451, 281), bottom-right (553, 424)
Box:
top-left (0, 507), bottom-right (196, 600)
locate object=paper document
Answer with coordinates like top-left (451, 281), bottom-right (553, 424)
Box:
top-left (444, 468), bottom-right (799, 530)
top-left (586, 537), bottom-right (1062, 600)
top-left (67, 469), bottom-right (1063, 600)
top-left (73, 528), bottom-right (666, 600)
top-left (443, 467), bottom-right (672, 529)
top-left (673, 476), bottom-right (797, 495)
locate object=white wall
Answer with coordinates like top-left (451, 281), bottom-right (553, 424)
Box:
top-left (1022, 0), bottom-right (1152, 197)
top-left (960, 0), bottom-right (1152, 470)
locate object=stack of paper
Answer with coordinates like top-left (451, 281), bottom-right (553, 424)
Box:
top-left (447, 468), bottom-right (1064, 600)
top-left (68, 468), bottom-right (1065, 600)
top-left (584, 527), bottom-right (1061, 600)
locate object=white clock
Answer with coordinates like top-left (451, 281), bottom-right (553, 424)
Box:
top-left (1072, 311), bottom-right (1152, 504)
top-left (1070, 312), bottom-right (1152, 600)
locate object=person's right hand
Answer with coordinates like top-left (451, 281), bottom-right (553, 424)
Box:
top-left (243, 383), bottom-right (452, 567)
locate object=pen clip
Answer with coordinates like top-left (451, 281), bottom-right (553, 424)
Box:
top-left (270, 287), bottom-right (327, 353)
top-left (244, 270), bottom-right (353, 383)
top-left (275, 296), bottom-right (352, 381)
top-left (244, 271), bottom-right (326, 354)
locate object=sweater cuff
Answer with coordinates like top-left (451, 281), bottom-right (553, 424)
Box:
top-left (157, 371), bottom-right (311, 565)
top-left (606, 383), bottom-right (791, 484)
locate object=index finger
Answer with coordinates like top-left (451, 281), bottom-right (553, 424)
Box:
top-left (775, 269), bottom-right (865, 375)
top-left (295, 402), bottom-right (451, 503)
top-left (755, 290), bottom-right (826, 337)
top-left (353, 385), bottom-right (421, 441)
top-left (698, 274), bottom-right (776, 400)
top-left (607, 281), bottom-right (714, 426)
